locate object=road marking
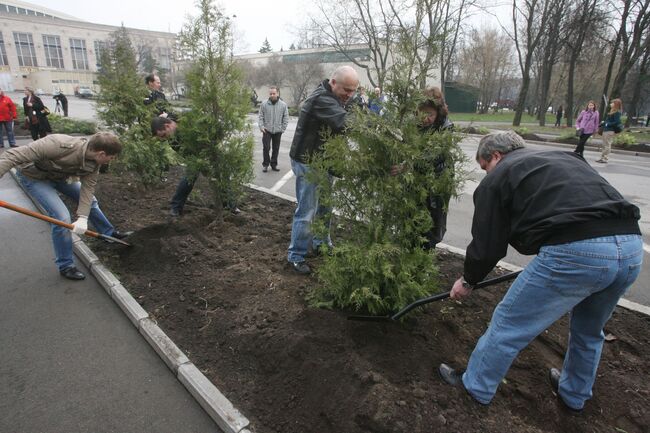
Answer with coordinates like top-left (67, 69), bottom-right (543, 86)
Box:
top-left (270, 170), bottom-right (294, 192)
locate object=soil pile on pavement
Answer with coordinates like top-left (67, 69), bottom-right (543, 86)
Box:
top-left (91, 167), bottom-right (650, 433)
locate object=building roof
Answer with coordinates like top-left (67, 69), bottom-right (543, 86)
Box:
top-left (0, 0), bottom-right (81, 21)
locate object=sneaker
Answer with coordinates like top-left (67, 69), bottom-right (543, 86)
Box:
top-left (548, 368), bottom-right (584, 415)
top-left (438, 363), bottom-right (488, 406)
top-left (262, 166), bottom-right (268, 172)
top-left (290, 261), bottom-right (311, 275)
top-left (60, 266), bottom-right (85, 280)
top-left (595, 159), bottom-right (607, 163)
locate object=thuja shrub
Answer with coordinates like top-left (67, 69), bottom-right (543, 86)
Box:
top-left (95, 26), bottom-right (176, 185)
top-left (613, 132), bottom-right (636, 147)
top-left (308, 101), bottom-right (467, 315)
top-left (48, 114), bottom-right (97, 135)
top-left (175, 0), bottom-right (254, 207)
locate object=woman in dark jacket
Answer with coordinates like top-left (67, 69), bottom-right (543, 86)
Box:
top-left (23, 88), bottom-right (51, 140)
top-left (596, 98), bottom-right (623, 164)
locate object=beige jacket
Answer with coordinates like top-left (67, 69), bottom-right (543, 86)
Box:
top-left (0, 134), bottom-right (99, 217)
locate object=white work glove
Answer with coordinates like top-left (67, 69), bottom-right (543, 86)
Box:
top-left (71, 216), bottom-right (88, 235)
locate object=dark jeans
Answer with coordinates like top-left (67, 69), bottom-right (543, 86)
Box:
top-left (262, 131), bottom-right (282, 168)
top-left (574, 133), bottom-right (592, 156)
top-left (170, 175), bottom-right (196, 214)
top-left (423, 193), bottom-right (448, 250)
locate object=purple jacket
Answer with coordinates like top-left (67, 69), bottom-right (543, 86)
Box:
top-left (576, 109), bottom-right (599, 134)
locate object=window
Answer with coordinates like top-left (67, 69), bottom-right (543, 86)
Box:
top-left (13, 32), bottom-right (37, 67)
top-left (94, 40), bottom-right (106, 68)
top-left (157, 47), bottom-right (171, 70)
top-left (69, 38), bottom-right (89, 70)
top-left (0, 32), bottom-right (8, 66)
top-left (43, 35), bottom-right (64, 68)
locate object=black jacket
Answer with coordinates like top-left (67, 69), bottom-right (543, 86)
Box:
top-left (289, 80), bottom-right (349, 163)
top-left (464, 148), bottom-right (640, 284)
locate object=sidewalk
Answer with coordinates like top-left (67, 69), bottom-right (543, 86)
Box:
top-left (0, 145), bottom-right (221, 432)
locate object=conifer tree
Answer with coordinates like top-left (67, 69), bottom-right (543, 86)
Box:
top-left (259, 37), bottom-right (272, 53)
top-left (177, 0), bottom-right (254, 209)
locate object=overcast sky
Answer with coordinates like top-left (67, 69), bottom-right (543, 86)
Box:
top-left (27, 0), bottom-right (308, 54)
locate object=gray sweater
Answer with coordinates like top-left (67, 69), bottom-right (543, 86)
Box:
top-left (258, 98), bottom-right (289, 134)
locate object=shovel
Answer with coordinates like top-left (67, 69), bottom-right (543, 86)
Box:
top-left (0, 199), bottom-right (131, 247)
top-left (347, 270), bottom-right (522, 322)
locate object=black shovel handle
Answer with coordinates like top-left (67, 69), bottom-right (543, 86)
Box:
top-left (348, 270), bottom-right (522, 322)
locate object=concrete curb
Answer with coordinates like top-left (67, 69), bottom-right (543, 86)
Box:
top-left (9, 168), bottom-right (251, 433)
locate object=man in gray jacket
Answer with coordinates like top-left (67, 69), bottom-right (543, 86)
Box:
top-left (258, 86), bottom-right (289, 172)
top-left (0, 133), bottom-right (128, 280)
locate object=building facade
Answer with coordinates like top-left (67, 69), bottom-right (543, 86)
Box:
top-left (0, 0), bottom-right (175, 95)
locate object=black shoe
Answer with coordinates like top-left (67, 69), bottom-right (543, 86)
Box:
top-left (549, 368), bottom-right (583, 415)
top-left (290, 261), bottom-right (311, 275)
top-left (439, 363), bottom-right (464, 387)
top-left (10, 144), bottom-right (18, 148)
top-left (111, 230), bottom-right (133, 240)
top-left (60, 266), bottom-right (85, 280)
top-left (170, 208), bottom-right (181, 217)
top-left (271, 166), bottom-right (280, 172)
top-left (230, 207), bottom-right (241, 215)
top-left (262, 166), bottom-right (268, 172)
top-left (439, 363), bottom-right (488, 405)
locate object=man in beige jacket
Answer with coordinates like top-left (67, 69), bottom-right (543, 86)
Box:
top-left (0, 133), bottom-right (127, 280)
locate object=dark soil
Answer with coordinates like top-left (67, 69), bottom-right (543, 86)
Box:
top-left (92, 167), bottom-right (650, 433)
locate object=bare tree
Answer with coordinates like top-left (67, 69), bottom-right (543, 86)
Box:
top-left (458, 26), bottom-right (515, 113)
top-left (508, 0), bottom-right (554, 126)
top-left (284, 59), bottom-right (326, 107)
top-left (564, 0), bottom-right (602, 126)
top-left (608, 0), bottom-right (650, 102)
top-left (623, 47), bottom-right (650, 126)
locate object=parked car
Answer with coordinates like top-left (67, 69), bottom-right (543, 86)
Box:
top-left (76, 87), bottom-right (94, 99)
top-left (35, 88), bottom-right (46, 96)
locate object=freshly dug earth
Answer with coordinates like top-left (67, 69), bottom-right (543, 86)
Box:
top-left (92, 167), bottom-right (650, 433)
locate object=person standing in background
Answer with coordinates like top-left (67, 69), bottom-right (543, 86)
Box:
top-left (23, 88), bottom-right (51, 141)
top-left (596, 98), bottom-right (623, 164)
top-left (258, 86), bottom-right (289, 172)
top-left (554, 105), bottom-right (563, 127)
top-left (0, 88), bottom-right (18, 148)
top-left (574, 100), bottom-right (599, 157)
top-left (53, 91), bottom-right (69, 117)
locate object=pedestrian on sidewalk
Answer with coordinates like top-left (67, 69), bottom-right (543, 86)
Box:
top-left (287, 65), bottom-right (359, 275)
top-left (0, 133), bottom-right (131, 280)
top-left (554, 105), bottom-right (563, 127)
top-left (596, 98), bottom-right (623, 164)
top-left (574, 100), bottom-right (599, 157)
top-left (53, 91), bottom-right (69, 117)
top-left (438, 131), bottom-right (642, 414)
top-left (0, 88), bottom-right (18, 148)
top-left (258, 86), bottom-right (288, 172)
top-left (22, 88), bottom-right (51, 141)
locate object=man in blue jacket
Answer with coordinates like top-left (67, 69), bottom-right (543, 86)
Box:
top-left (438, 131), bottom-right (642, 414)
top-left (287, 66), bottom-right (359, 274)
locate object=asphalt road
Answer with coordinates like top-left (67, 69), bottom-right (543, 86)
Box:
top-left (248, 116), bottom-right (650, 307)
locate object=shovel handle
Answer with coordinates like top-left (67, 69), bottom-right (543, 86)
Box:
top-left (390, 270), bottom-right (522, 320)
top-left (0, 199), bottom-right (101, 239)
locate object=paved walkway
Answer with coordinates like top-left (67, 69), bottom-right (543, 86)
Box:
top-left (0, 142), bottom-right (221, 433)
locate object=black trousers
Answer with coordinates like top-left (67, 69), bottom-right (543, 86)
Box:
top-left (262, 131), bottom-right (282, 168)
top-left (423, 193), bottom-right (449, 250)
top-left (574, 133), bottom-right (592, 156)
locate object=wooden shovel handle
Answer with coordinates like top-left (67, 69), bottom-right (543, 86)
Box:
top-left (0, 199), bottom-right (100, 239)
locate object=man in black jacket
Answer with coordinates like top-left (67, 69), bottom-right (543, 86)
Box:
top-left (287, 65), bottom-right (359, 274)
top-left (144, 73), bottom-right (173, 119)
top-left (438, 131), bottom-right (642, 413)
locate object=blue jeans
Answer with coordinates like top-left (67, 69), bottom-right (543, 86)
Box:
top-left (16, 171), bottom-right (115, 271)
top-left (462, 235), bottom-right (643, 409)
top-left (0, 120), bottom-right (16, 146)
top-left (287, 159), bottom-right (332, 263)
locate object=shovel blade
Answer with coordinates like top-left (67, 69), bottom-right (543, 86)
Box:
top-left (98, 233), bottom-right (132, 247)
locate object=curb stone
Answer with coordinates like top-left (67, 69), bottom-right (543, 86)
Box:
top-left (178, 363), bottom-right (250, 433)
top-left (139, 318), bottom-right (191, 373)
top-left (9, 168), bottom-right (251, 433)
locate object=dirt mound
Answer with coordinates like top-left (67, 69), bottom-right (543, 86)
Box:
top-left (91, 168), bottom-right (650, 433)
